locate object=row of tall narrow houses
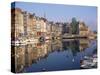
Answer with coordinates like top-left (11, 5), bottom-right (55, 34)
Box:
top-left (11, 8), bottom-right (24, 41)
top-left (11, 8), bottom-right (48, 41)
top-left (11, 8), bottom-right (96, 42)
top-left (11, 8), bottom-right (63, 42)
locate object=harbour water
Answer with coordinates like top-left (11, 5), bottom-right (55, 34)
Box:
top-left (12, 39), bottom-right (97, 73)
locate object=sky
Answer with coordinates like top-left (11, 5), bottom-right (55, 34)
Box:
top-left (11, 2), bottom-right (97, 31)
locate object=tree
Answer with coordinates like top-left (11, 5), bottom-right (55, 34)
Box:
top-left (70, 17), bottom-right (79, 34)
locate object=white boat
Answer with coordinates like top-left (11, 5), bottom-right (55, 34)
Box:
top-left (81, 55), bottom-right (97, 68)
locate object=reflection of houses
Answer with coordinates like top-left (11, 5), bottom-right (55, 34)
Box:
top-left (14, 39), bottom-right (63, 72)
top-left (31, 46), bottom-right (40, 62)
top-left (14, 46), bottom-right (25, 73)
top-left (62, 39), bottom-right (89, 53)
top-left (69, 40), bottom-right (80, 56)
top-left (38, 43), bottom-right (48, 57)
top-left (79, 39), bottom-right (89, 51)
top-left (88, 28), bottom-right (96, 39)
top-left (62, 39), bottom-right (80, 56)
top-left (51, 40), bottom-right (63, 52)
top-left (13, 39), bottom-right (90, 72)
top-left (25, 44), bottom-right (34, 67)
top-left (30, 42), bottom-right (51, 63)
top-left (25, 42), bottom-right (51, 64)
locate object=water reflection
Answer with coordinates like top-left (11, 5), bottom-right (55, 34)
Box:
top-left (11, 39), bottom-right (97, 72)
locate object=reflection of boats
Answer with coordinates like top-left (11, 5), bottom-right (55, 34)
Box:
top-left (42, 68), bottom-right (46, 71)
top-left (11, 40), bottom-right (19, 45)
top-left (45, 36), bottom-right (51, 40)
top-left (11, 38), bottom-right (38, 46)
top-left (80, 54), bottom-right (97, 69)
top-left (39, 36), bottom-right (45, 43)
top-left (26, 38), bottom-right (38, 44)
top-left (11, 40), bottom-right (26, 46)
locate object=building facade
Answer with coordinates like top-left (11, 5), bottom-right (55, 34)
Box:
top-left (79, 22), bottom-right (89, 37)
top-left (11, 8), bottom-right (24, 41)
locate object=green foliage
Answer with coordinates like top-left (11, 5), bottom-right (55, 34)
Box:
top-left (70, 17), bottom-right (79, 34)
